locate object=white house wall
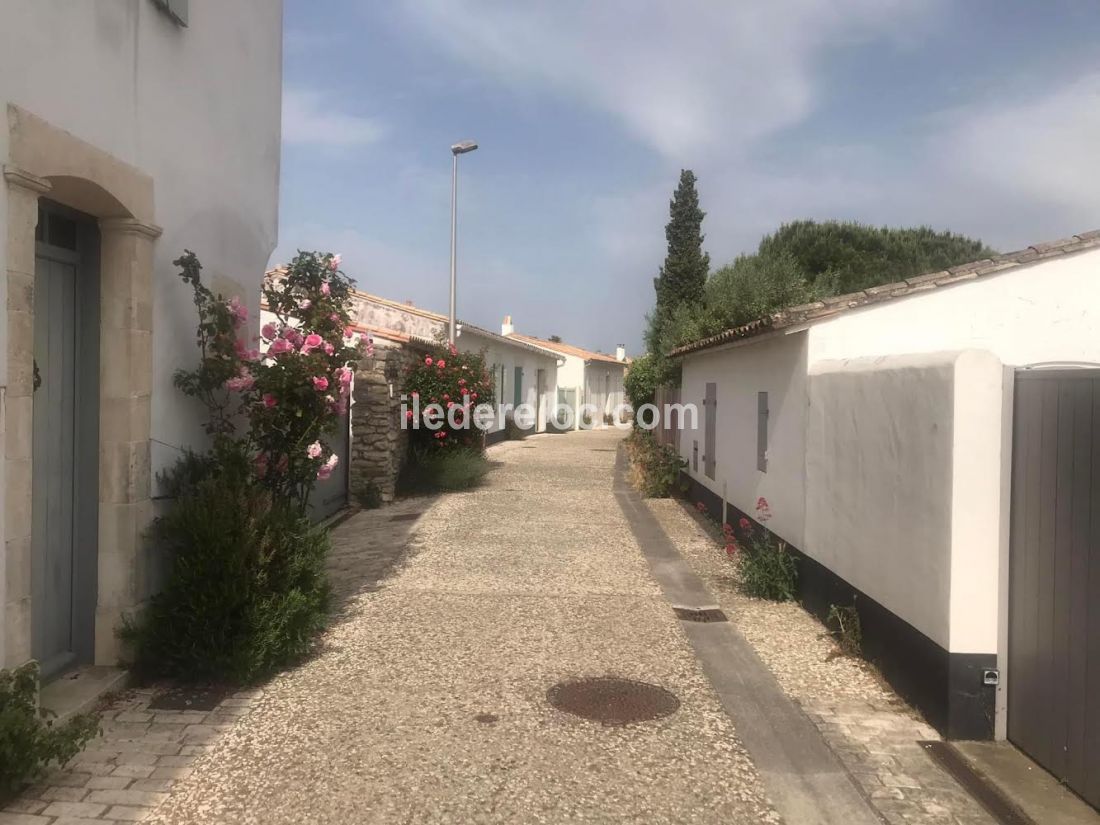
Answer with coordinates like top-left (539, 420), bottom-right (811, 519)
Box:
top-left (459, 332), bottom-right (558, 433)
top-left (808, 249), bottom-right (1100, 367)
top-left (679, 331), bottom-right (808, 548)
top-left (0, 0), bottom-right (283, 477)
top-left (805, 353), bottom-right (958, 651)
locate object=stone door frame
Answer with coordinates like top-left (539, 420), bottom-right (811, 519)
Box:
top-left (4, 104), bottom-right (161, 668)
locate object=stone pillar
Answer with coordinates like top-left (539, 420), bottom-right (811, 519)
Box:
top-left (3, 167), bottom-right (51, 667)
top-left (350, 346), bottom-right (419, 505)
top-left (95, 217), bottom-right (159, 665)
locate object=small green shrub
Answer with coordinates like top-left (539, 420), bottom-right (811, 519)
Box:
top-left (739, 537), bottom-right (798, 601)
top-left (729, 498), bottom-right (798, 601)
top-left (828, 602), bottom-right (862, 657)
top-left (0, 662), bottom-right (100, 799)
top-left (355, 480), bottom-right (384, 509)
top-left (626, 430), bottom-right (686, 497)
top-left (401, 446), bottom-right (490, 492)
top-left (123, 449), bottom-right (331, 684)
top-left (504, 417), bottom-right (526, 441)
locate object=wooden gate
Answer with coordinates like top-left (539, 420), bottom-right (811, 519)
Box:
top-left (308, 398), bottom-right (350, 523)
top-left (1009, 369), bottom-right (1100, 809)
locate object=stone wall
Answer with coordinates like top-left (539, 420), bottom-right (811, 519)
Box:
top-left (350, 343), bottom-right (427, 505)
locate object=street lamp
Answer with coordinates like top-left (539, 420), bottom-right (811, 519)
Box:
top-left (449, 140), bottom-right (478, 344)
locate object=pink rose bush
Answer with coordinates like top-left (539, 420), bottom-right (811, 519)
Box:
top-left (404, 342), bottom-right (495, 450)
top-left (172, 250), bottom-right (368, 510)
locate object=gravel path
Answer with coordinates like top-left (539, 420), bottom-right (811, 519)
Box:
top-left (139, 430), bottom-right (780, 824)
top-left (645, 498), bottom-right (996, 825)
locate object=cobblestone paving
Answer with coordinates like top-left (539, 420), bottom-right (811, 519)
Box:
top-left (0, 686), bottom-right (261, 825)
top-left (646, 498), bottom-right (997, 825)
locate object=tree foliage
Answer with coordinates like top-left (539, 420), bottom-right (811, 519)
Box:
top-left (660, 220), bottom-right (994, 352)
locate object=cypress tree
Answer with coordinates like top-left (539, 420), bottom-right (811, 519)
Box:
top-left (654, 169), bottom-right (709, 311)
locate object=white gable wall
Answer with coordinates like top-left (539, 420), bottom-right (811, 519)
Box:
top-left (808, 249), bottom-right (1100, 367)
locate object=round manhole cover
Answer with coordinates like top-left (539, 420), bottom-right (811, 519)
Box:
top-left (547, 677), bottom-right (680, 726)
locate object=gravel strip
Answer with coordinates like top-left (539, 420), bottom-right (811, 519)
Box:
top-left (645, 498), bottom-right (997, 825)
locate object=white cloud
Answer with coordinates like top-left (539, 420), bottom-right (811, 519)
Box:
top-left (282, 88), bottom-right (386, 148)
top-left (397, 0), bottom-right (938, 160)
top-left (938, 73), bottom-right (1100, 213)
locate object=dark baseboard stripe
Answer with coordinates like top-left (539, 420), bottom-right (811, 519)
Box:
top-left (680, 473), bottom-right (996, 741)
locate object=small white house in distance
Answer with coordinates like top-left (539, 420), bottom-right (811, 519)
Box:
top-left (673, 231), bottom-right (1100, 803)
top-left (0, 1), bottom-right (282, 675)
top-left (503, 317), bottom-right (629, 428)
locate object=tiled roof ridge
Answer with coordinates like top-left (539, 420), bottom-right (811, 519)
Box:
top-left (670, 229), bottom-right (1100, 357)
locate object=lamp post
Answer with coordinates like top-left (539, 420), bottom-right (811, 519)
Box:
top-left (449, 140), bottom-right (478, 344)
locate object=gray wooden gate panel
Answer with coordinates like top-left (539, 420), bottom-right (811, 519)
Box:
top-left (32, 254), bottom-right (78, 676)
top-left (1009, 370), bottom-right (1100, 808)
top-left (308, 399), bottom-right (350, 523)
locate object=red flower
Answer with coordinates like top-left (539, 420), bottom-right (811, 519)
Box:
top-left (725, 542), bottom-right (739, 557)
top-left (437, 359), bottom-right (446, 369)
top-left (722, 523), bottom-right (733, 535)
top-left (739, 517), bottom-right (751, 530)
top-left (696, 502), bottom-right (706, 513)
top-left (406, 410), bottom-right (414, 419)
top-left (443, 393), bottom-right (450, 401)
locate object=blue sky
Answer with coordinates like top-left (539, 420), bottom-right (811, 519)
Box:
top-left (273, 1), bottom-right (1100, 354)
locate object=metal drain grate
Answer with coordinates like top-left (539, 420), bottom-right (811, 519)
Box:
top-left (389, 512), bottom-right (422, 522)
top-left (547, 677), bottom-right (680, 726)
top-left (148, 685), bottom-right (231, 712)
top-left (672, 605), bottom-right (728, 623)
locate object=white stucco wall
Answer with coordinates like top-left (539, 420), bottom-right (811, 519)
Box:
top-left (805, 353), bottom-right (956, 650)
top-left (679, 331), bottom-right (808, 548)
top-left (804, 350), bottom-right (1005, 654)
top-left (0, 0), bottom-right (283, 476)
top-left (459, 331), bottom-right (558, 433)
top-left (808, 249), bottom-right (1100, 367)
top-left (583, 361), bottom-right (627, 420)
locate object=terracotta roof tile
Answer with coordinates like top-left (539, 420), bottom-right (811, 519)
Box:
top-left (670, 228), bottom-right (1100, 357)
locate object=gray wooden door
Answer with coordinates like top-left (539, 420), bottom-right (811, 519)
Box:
top-left (32, 203), bottom-right (99, 678)
top-left (308, 398), bottom-right (350, 523)
top-left (1009, 369), bottom-right (1100, 809)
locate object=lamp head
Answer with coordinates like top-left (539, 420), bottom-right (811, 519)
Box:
top-left (451, 140), bottom-right (478, 155)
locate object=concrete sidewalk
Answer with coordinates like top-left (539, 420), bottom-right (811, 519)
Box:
top-left (140, 430), bottom-right (780, 824)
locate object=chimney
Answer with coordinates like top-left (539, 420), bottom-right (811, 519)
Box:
top-left (615, 344), bottom-right (626, 362)
top-left (501, 315), bottom-right (514, 336)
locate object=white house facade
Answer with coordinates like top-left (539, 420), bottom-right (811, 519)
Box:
top-left (673, 232), bottom-right (1100, 807)
top-left (0, 0), bottom-right (283, 675)
top-left (504, 319), bottom-right (629, 428)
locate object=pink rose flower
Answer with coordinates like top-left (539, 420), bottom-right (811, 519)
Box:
top-left (329, 254), bottom-right (342, 271)
top-left (228, 297), bottom-right (248, 327)
top-left (269, 338), bottom-right (293, 356)
top-left (312, 376), bottom-right (329, 391)
top-left (261, 322), bottom-right (278, 340)
top-left (307, 441), bottom-right (323, 459)
top-left (425, 356), bottom-right (433, 366)
top-left (324, 342), bottom-right (335, 355)
top-left (321, 282), bottom-right (331, 296)
top-left (262, 393), bottom-right (277, 408)
top-left (436, 360), bottom-right (446, 369)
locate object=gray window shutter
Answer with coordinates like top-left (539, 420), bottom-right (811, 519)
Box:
top-left (703, 382), bottom-right (717, 480)
top-left (757, 391), bottom-right (769, 472)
